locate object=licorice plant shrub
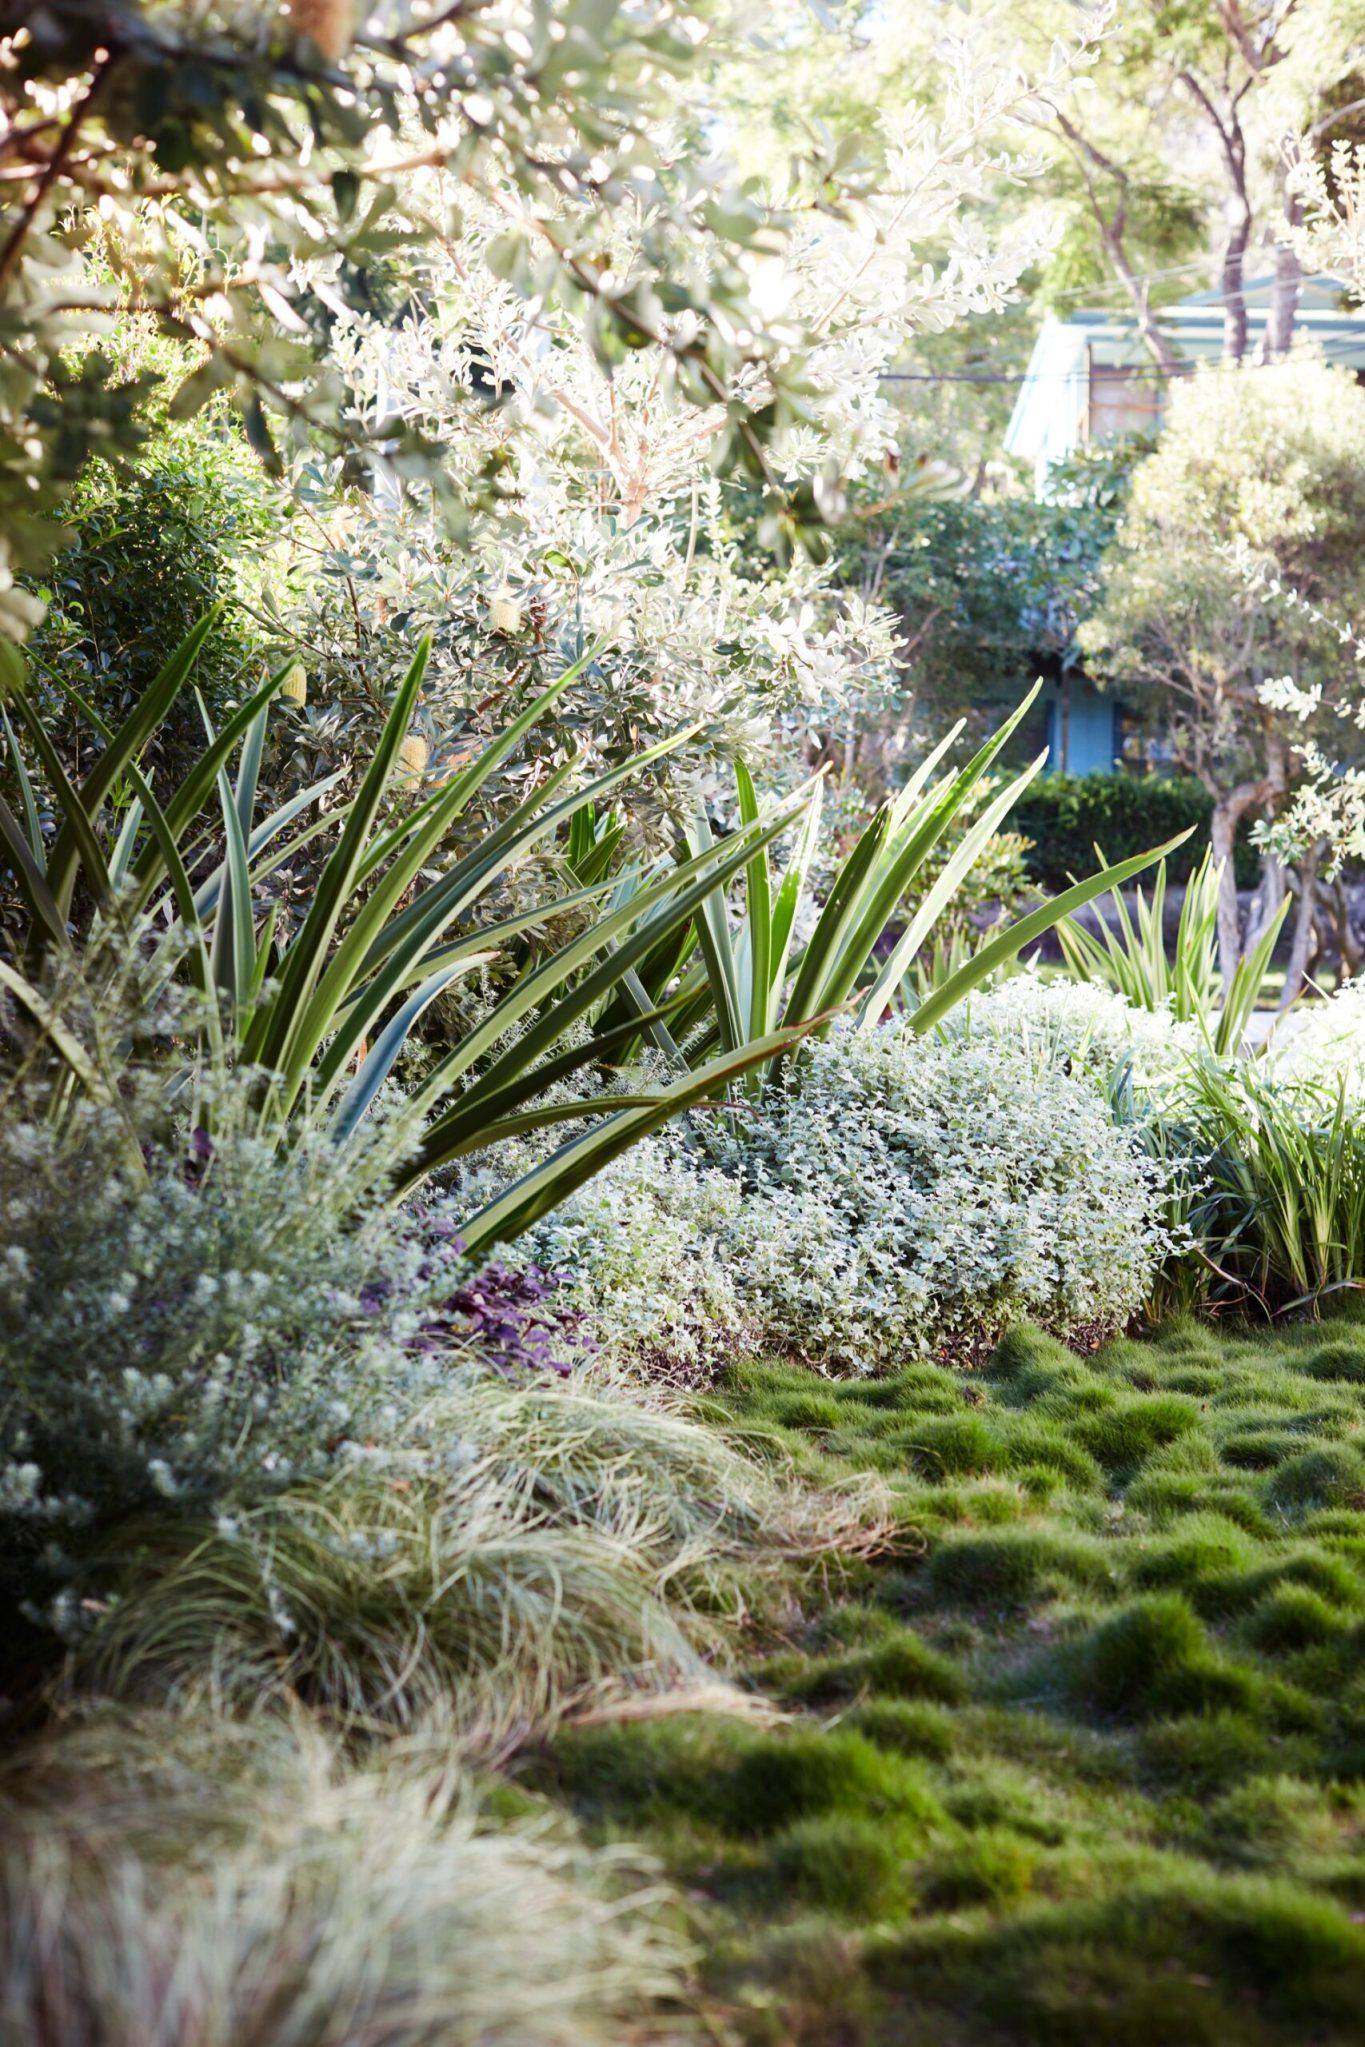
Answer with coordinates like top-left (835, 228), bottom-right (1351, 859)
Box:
top-left (516, 1020), bottom-right (1178, 1375)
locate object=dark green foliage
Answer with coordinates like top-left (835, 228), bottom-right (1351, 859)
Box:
top-left (847, 454), bottom-right (1133, 756)
top-left (29, 438), bottom-right (269, 766)
top-left (1011, 774), bottom-right (1256, 891)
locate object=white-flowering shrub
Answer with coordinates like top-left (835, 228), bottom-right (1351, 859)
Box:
top-left (955, 972), bottom-right (1202, 1095)
top-left (521, 1022), bottom-right (1171, 1374)
top-left (1270, 979), bottom-right (1365, 1101)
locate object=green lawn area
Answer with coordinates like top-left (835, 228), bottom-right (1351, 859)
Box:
top-left (530, 1317), bottom-right (1365, 2045)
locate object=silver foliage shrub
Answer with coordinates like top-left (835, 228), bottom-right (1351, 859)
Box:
top-left (954, 970), bottom-right (1202, 1093)
top-left (0, 1055), bottom-right (450, 1629)
top-left (724, 1025), bottom-right (1171, 1366)
top-left (525, 1021), bottom-right (1172, 1372)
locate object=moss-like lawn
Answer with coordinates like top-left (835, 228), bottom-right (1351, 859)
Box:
top-left (528, 1316), bottom-right (1365, 2044)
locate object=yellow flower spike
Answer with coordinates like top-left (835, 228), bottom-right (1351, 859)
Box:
top-left (280, 662), bottom-right (308, 707)
top-left (396, 732), bottom-right (431, 785)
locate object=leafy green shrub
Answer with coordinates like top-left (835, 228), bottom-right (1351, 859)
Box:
top-left (958, 970), bottom-right (1201, 1091)
top-left (27, 431), bottom-right (270, 784)
top-left (1012, 774), bottom-right (1254, 890)
top-left (2, 617), bottom-right (823, 1252)
top-left (719, 1024), bottom-right (1172, 1367)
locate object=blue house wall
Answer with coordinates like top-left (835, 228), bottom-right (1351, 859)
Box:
top-left (1042, 677), bottom-right (1119, 774)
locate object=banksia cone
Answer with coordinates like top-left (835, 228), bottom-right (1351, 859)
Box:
top-left (283, 0), bottom-right (354, 62)
top-left (397, 732), bottom-right (430, 783)
top-left (280, 662), bottom-right (308, 706)
top-left (488, 591), bottom-right (523, 636)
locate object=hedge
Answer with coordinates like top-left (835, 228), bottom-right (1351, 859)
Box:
top-left (1011, 775), bottom-right (1258, 892)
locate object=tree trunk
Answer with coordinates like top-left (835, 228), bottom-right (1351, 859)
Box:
top-left (1279, 841), bottom-right (1323, 1011)
top-left (1220, 196), bottom-right (1253, 363)
top-left (1333, 877), bottom-right (1365, 980)
top-left (1264, 189), bottom-right (1303, 360)
top-left (1051, 113), bottom-right (1183, 379)
top-left (1209, 795), bottom-right (1252, 986)
top-left (1246, 848), bottom-right (1289, 952)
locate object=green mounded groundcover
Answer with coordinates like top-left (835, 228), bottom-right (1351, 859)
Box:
top-left (526, 1313), bottom-right (1365, 2045)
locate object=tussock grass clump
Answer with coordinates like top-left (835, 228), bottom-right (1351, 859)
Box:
top-left (1071, 1393), bottom-right (1201, 1472)
top-left (1129, 1514), bottom-right (1260, 1593)
top-left (1242, 1585), bottom-right (1351, 1654)
top-left (1219, 1549), bottom-right (1365, 1616)
top-left (1268, 1444), bottom-right (1365, 1518)
top-left (75, 1372), bottom-right (892, 1741)
top-left (547, 1714), bottom-right (944, 1843)
top-left (1302, 1337), bottom-right (1365, 1384)
top-left (1138, 1710), bottom-right (1284, 1791)
top-left (760, 1814), bottom-right (917, 1920)
top-left (1202, 1774), bottom-right (1342, 1868)
top-left (916, 1827), bottom-right (1038, 1910)
top-left (0, 1712), bottom-right (692, 2047)
top-left (841, 1698), bottom-right (958, 1760)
